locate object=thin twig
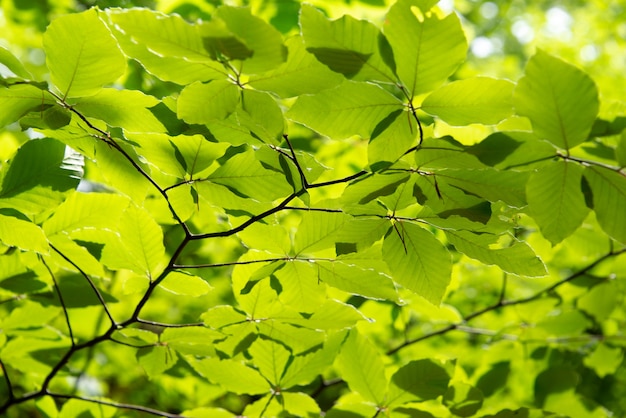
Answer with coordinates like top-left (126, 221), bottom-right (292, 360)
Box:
top-left (47, 392), bottom-right (184, 417)
top-left (41, 257), bottom-right (75, 344)
top-left (49, 244), bottom-right (117, 327)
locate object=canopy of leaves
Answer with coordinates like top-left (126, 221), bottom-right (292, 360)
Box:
top-left (1, 0), bottom-right (625, 417)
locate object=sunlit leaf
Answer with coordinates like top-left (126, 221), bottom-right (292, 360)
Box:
top-left (383, 222), bottom-right (452, 304)
top-left (336, 329), bottom-right (387, 404)
top-left (44, 8), bottom-right (126, 98)
top-left (287, 80), bottom-right (402, 139)
top-left (422, 78), bottom-right (515, 126)
top-left (514, 50), bottom-right (599, 150)
top-left (527, 161), bottom-right (589, 244)
top-left (384, 0), bottom-right (467, 96)
top-left (583, 165), bottom-right (626, 243)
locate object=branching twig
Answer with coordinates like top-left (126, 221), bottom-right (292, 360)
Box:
top-left (49, 244), bottom-right (117, 327)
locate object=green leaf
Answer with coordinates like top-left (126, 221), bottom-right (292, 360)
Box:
top-left (287, 80), bottom-right (402, 139)
top-left (382, 222), bottom-right (452, 304)
top-left (160, 327), bottom-right (221, 356)
top-left (72, 89), bottom-right (166, 133)
top-left (0, 46), bottom-right (32, 78)
top-left (514, 50), bottom-right (599, 150)
top-left (274, 260), bottom-right (326, 313)
top-left (159, 271), bottom-right (213, 296)
top-left (248, 36), bottom-right (344, 97)
top-left (526, 161), bottom-right (589, 244)
top-left (107, 8), bottom-right (216, 64)
top-left (616, 132), bottom-right (626, 167)
top-left (368, 109), bottom-right (419, 164)
top-left (191, 357), bottom-right (271, 395)
top-left (583, 343), bottom-right (624, 378)
top-left (281, 392), bottom-right (322, 417)
top-left (440, 168), bottom-right (529, 208)
top-left (44, 8), bottom-right (126, 98)
top-left (384, 0), bottom-right (467, 96)
top-left (0, 138), bottom-right (82, 215)
top-left (101, 204), bottom-right (166, 278)
top-left (443, 382), bottom-right (484, 417)
top-left (237, 89), bottom-right (284, 144)
top-left (281, 332), bottom-right (345, 388)
top-left (577, 280), bottom-right (618, 322)
top-left (0, 214), bottom-right (48, 254)
top-left (178, 80), bottom-right (241, 124)
top-left (388, 359), bottom-right (453, 406)
top-left (336, 329), bottom-right (387, 404)
top-left (583, 166), bottom-right (626, 243)
top-left (294, 211), bottom-right (352, 254)
top-left (208, 148), bottom-right (292, 201)
top-left (126, 133), bottom-right (228, 177)
top-left (214, 6), bottom-right (286, 74)
top-left (317, 258), bottom-right (399, 301)
top-left (248, 338), bottom-right (291, 386)
top-left (445, 230), bottom-right (547, 277)
top-left (0, 84), bottom-right (55, 128)
top-left (300, 4), bottom-right (395, 82)
top-left (421, 78), bottom-right (515, 126)
top-left (93, 141), bottom-right (150, 203)
top-left (137, 345), bottom-right (178, 379)
top-left (43, 192), bottom-right (129, 236)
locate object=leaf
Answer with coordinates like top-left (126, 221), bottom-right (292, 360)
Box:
top-left (0, 138), bottom-right (82, 215)
top-left (0, 46), bottom-right (32, 78)
top-left (514, 50), bottom-right (599, 150)
top-left (583, 166), bottom-right (626, 243)
top-left (382, 222), bottom-right (452, 304)
top-left (300, 4), bottom-right (395, 82)
top-left (445, 230), bottom-right (547, 277)
top-left (384, 0), bottom-right (467, 96)
top-left (388, 359), bottom-right (454, 406)
top-left (214, 6), bottom-right (286, 74)
top-left (160, 327), bottom-right (222, 356)
top-left (137, 345), bottom-right (178, 379)
top-left (317, 258), bottom-right (399, 301)
top-left (0, 214), bottom-right (48, 254)
top-left (72, 89), bottom-right (166, 133)
top-left (421, 78), bottom-right (515, 126)
top-left (274, 260), bottom-right (326, 313)
top-left (294, 211), bottom-right (352, 254)
top-left (281, 332), bottom-right (346, 388)
top-left (583, 343), bottom-right (624, 378)
top-left (178, 80), bottom-right (241, 124)
top-left (248, 36), bottom-right (344, 97)
top-left (368, 109), bottom-right (419, 164)
top-left (526, 161), bottom-right (589, 244)
top-left (577, 281), bottom-right (618, 323)
top-left (237, 89), bottom-right (284, 144)
top-left (191, 357), bottom-right (271, 395)
top-left (44, 8), bottom-right (126, 98)
top-left (208, 148), bottom-right (292, 202)
top-left (443, 382), bottom-right (484, 417)
top-left (93, 141), bottom-right (149, 203)
top-left (42, 192), bottom-right (129, 236)
top-left (440, 168), bottom-right (529, 208)
top-left (336, 329), bottom-right (387, 404)
top-left (248, 338), bottom-right (291, 386)
top-left (0, 84), bottom-right (54, 128)
top-left (159, 271), bottom-right (213, 296)
top-left (101, 204), bottom-right (166, 278)
top-left (107, 8), bottom-right (216, 63)
top-left (287, 80), bottom-right (403, 139)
